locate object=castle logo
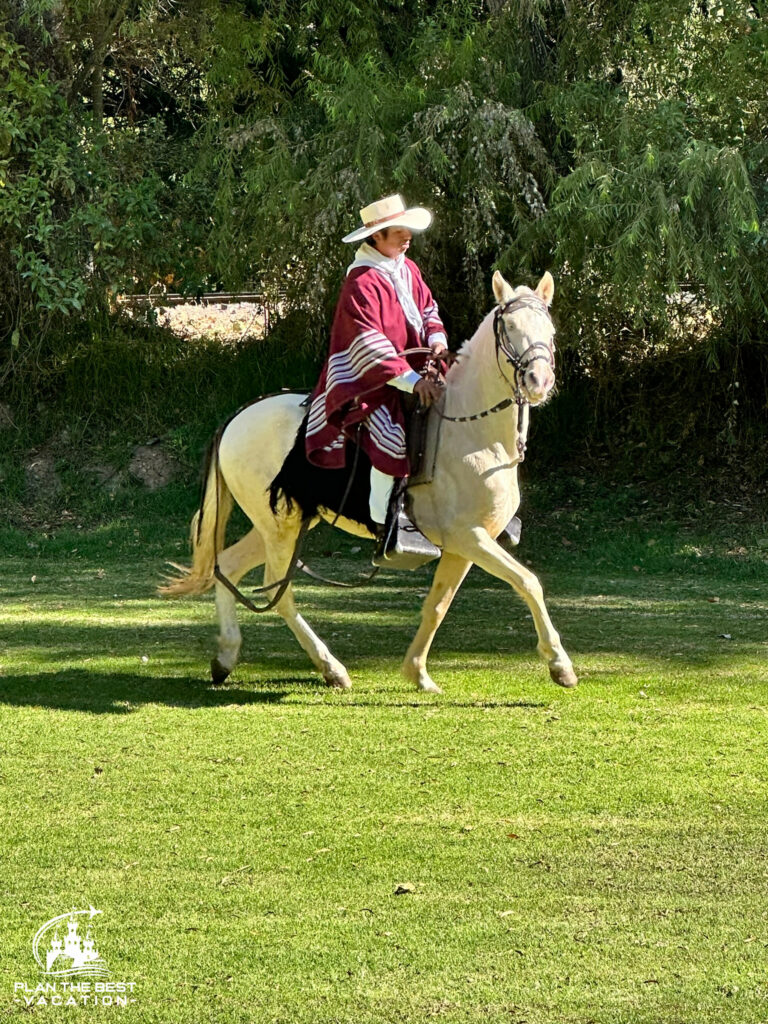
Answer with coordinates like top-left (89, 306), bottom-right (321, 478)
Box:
top-left (34, 906), bottom-right (109, 979)
top-left (13, 906), bottom-right (137, 1008)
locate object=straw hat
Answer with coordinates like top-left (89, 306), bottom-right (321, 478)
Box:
top-left (341, 194), bottom-right (433, 244)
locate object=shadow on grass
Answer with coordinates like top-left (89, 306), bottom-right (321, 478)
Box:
top-left (0, 668), bottom-right (549, 714)
top-left (0, 668), bottom-right (297, 714)
top-left (0, 606), bottom-right (760, 671)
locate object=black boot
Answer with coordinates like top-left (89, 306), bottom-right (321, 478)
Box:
top-left (372, 523), bottom-right (386, 562)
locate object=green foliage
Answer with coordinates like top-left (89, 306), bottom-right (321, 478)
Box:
top-left (535, 0), bottom-right (768, 363)
top-left (0, 42), bottom-right (167, 366)
top-left (0, 4), bottom-right (218, 376)
top-left (4, 0), bottom-right (767, 355)
top-left (2, 0), bottom-right (767, 491)
top-left (193, 0), bottom-right (768, 363)
top-left (0, 31), bottom-right (89, 334)
top-left (199, 2), bottom-right (556, 339)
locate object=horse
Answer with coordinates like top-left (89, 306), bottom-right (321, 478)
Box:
top-left (160, 270), bottom-right (577, 694)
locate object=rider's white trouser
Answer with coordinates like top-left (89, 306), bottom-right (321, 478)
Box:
top-left (369, 467), bottom-right (395, 525)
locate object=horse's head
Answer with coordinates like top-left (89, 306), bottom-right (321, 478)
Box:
top-left (491, 271), bottom-right (556, 406)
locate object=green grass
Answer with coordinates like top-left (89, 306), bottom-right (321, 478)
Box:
top-left (1, 504), bottom-right (767, 1024)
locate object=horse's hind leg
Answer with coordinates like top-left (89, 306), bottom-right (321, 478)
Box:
top-left (263, 527), bottom-right (353, 690)
top-left (211, 528), bottom-right (266, 684)
top-left (402, 552), bottom-right (472, 693)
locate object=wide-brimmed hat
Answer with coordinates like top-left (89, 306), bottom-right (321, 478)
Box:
top-left (341, 194), bottom-right (433, 244)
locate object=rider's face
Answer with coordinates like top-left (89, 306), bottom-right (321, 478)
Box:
top-left (371, 226), bottom-right (412, 259)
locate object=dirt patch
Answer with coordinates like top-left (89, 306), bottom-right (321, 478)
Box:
top-left (128, 444), bottom-right (182, 491)
top-left (127, 300), bottom-right (269, 342)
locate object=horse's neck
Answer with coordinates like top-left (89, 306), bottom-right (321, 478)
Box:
top-left (445, 313), bottom-right (520, 450)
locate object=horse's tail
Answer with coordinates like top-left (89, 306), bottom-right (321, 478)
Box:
top-left (159, 429), bottom-right (233, 597)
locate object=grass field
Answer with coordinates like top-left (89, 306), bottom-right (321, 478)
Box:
top-left (1, 490), bottom-right (767, 1024)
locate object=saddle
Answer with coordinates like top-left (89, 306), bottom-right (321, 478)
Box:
top-left (396, 393), bottom-right (522, 558)
top-left (372, 476), bottom-right (441, 570)
top-left (405, 398), bottom-right (442, 487)
top-left (367, 397), bottom-right (441, 569)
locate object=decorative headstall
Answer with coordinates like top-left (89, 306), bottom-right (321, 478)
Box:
top-left (436, 294), bottom-right (556, 429)
top-left (493, 294), bottom-right (556, 403)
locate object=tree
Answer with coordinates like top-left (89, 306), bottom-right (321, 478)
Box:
top-left (197, 1), bottom-right (557, 340)
top-left (536, 0), bottom-right (767, 362)
top-left (193, 0), bottom-right (767, 362)
top-left (0, 1), bottom-right (219, 369)
top-left (2, 0), bottom-right (766, 384)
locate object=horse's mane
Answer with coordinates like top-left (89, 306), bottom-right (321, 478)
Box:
top-left (445, 309), bottom-right (494, 387)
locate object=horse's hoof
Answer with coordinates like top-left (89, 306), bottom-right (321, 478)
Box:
top-left (211, 658), bottom-right (231, 686)
top-left (550, 665), bottom-right (578, 688)
top-left (418, 679), bottom-right (443, 694)
top-left (325, 670), bottom-right (352, 690)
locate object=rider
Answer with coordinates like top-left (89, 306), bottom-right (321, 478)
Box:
top-left (305, 194), bottom-right (446, 541)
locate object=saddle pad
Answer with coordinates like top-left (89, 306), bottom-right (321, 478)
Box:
top-left (270, 402), bottom-right (442, 532)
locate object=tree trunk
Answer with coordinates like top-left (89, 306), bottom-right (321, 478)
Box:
top-left (92, 45), bottom-right (106, 130)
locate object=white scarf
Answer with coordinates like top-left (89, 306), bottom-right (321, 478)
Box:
top-left (347, 242), bottom-right (424, 338)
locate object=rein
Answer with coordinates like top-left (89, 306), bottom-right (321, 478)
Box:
top-left (215, 521), bottom-right (382, 615)
top-left (213, 424), bottom-right (381, 615)
top-left (435, 395), bottom-right (529, 460)
top-left (296, 426), bottom-right (381, 589)
top-left (214, 516), bottom-right (311, 613)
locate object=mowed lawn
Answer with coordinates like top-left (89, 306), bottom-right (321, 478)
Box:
top-left (0, 512), bottom-right (766, 1024)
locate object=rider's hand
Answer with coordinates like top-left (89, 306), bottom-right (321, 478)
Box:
top-left (414, 377), bottom-right (444, 408)
top-left (430, 342), bottom-right (448, 359)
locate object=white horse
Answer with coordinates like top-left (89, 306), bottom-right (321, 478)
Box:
top-left (161, 271), bottom-right (577, 694)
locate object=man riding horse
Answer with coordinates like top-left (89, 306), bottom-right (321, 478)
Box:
top-left (304, 194), bottom-right (446, 554)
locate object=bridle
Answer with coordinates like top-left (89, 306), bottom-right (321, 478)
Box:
top-left (436, 293), bottom-right (556, 431)
top-left (493, 294), bottom-right (556, 403)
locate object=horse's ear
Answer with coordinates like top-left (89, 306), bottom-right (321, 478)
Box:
top-left (492, 270), bottom-right (513, 304)
top-left (535, 271), bottom-right (555, 307)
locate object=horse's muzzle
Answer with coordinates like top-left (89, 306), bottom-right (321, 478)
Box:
top-left (523, 364), bottom-right (555, 405)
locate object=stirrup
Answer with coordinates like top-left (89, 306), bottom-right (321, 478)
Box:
top-left (372, 513), bottom-right (441, 570)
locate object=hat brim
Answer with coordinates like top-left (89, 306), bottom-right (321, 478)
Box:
top-left (342, 207), bottom-right (433, 244)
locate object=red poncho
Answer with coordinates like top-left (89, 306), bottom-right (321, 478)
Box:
top-left (305, 258), bottom-right (446, 476)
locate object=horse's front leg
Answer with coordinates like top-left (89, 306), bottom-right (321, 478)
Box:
top-left (402, 552), bottom-right (472, 693)
top-left (451, 528), bottom-right (577, 688)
